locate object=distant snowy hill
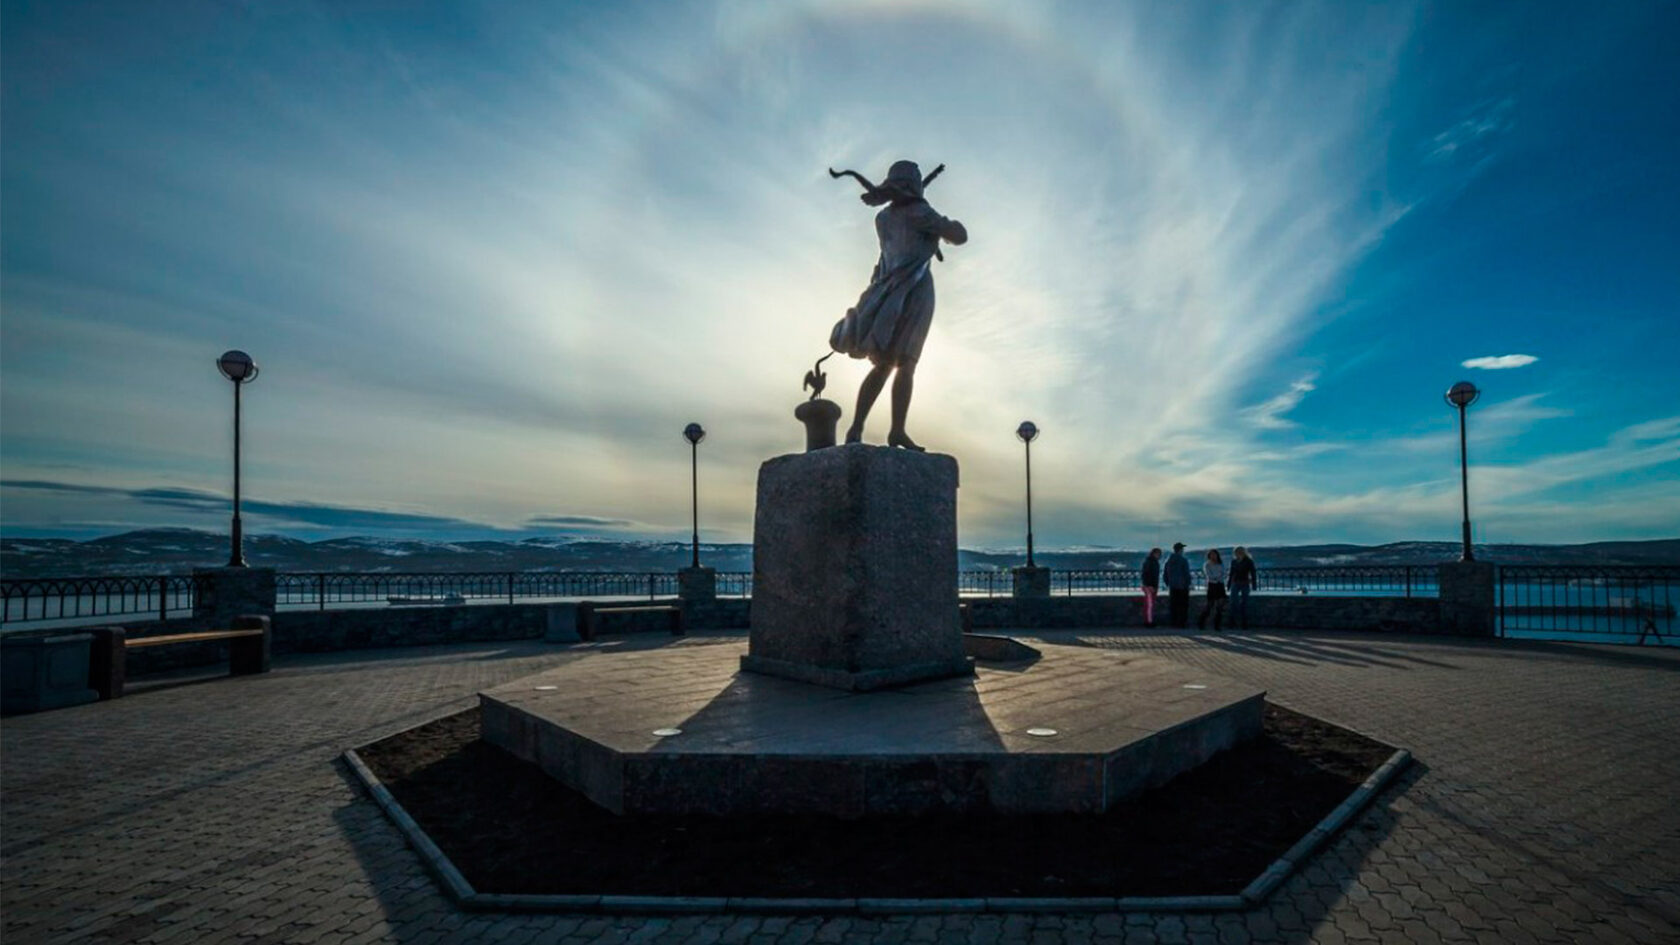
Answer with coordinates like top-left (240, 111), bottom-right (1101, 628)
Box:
top-left (1, 529), bottom-right (1676, 578)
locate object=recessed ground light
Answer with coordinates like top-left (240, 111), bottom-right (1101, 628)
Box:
top-left (1182, 684), bottom-right (1208, 690)
top-left (652, 728), bottom-right (683, 737)
top-left (1026, 727), bottom-right (1058, 737)
top-left (533, 685), bottom-right (558, 691)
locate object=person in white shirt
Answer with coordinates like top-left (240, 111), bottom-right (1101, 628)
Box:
top-left (1198, 548), bottom-right (1229, 632)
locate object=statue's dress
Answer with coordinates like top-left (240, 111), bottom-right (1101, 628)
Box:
top-left (830, 199), bottom-right (953, 367)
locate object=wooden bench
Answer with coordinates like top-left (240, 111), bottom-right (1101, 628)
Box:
top-left (576, 602), bottom-right (684, 641)
top-left (90, 615), bottom-right (271, 699)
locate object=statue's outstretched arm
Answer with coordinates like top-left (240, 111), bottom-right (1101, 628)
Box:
top-left (942, 219), bottom-right (968, 246)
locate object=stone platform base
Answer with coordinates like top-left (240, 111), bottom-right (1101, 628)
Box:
top-left (480, 640), bottom-right (1264, 817)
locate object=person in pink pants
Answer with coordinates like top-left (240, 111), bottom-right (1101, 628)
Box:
top-left (1140, 547), bottom-right (1162, 628)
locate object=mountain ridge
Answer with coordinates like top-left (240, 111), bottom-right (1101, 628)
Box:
top-left (2, 529), bottom-right (1676, 578)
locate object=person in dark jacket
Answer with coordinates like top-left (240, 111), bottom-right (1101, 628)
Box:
top-left (1163, 542), bottom-right (1192, 629)
top-left (1229, 546), bottom-right (1258, 630)
top-left (1140, 548), bottom-right (1162, 628)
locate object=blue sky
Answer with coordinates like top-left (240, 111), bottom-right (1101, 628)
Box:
top-left (3, 0), bottom-right (1678, 549)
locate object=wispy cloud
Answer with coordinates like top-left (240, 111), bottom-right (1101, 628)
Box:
top-left (3, 1), bottom-right (1433, 546)
top-left (1377, 394), bottom-right (1572, 455)
top-left (0, 480), bottom-right (671, 538)
top-left (525, 514), bottom-right (637, 528)
top-left (1426, 96), bottom-right (1516, 164)
top-left (2, 480), bottom-right (491, 534)
top-left (1462, 354), bottom-right (1538, 370)
top-left (3, 2), bottom-right (1674, 547)
top-left (1241, 375), bottom-right (1319, 430)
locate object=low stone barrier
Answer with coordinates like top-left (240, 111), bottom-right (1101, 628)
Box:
top-left (964, 594), bottom-right (1446, 634)
top-left (104, 603), bottom-right (552, 676)
top-left (682, 597), bottom-right (751, 630)
top-left (273, 604), bottom-right (548, 653)
top-left (109, 598), bottom-right (754, 677)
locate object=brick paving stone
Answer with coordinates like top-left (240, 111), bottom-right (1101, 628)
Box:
top-left (4, 630), bottom-right (1680, 944)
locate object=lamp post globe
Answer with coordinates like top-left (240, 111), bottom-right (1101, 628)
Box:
top-left (218, 349), bottom-right (258, 384)
top-left (683, 422), bottom-right (706, 568)
top-left (1445, 381), bottom-right (1480, 409)
top-left (1444, 381), bottom-right (1480, 561)
top-left (217, 350), bottom-right (259, 568)
top-left (1017, 420), bottom-right (1039, 567)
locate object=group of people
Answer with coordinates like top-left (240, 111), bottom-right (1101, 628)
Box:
top-left (1138, 543), bottom-right (1257, 631)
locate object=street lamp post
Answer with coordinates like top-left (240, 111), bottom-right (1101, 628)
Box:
top-left (1445, 381), bottom-right (1481, 562)
top-left (217, 350), bottom-right (260, 568)
top-left (1017, 421), bottom-right (1039, 568)
top-left (683, 423), bottom-right (706, 569)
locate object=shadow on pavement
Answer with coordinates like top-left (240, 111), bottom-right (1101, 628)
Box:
top-left (331, 761), bottom-right (493, 943)
top-left (1267, 761), bottom-right (1422, 944)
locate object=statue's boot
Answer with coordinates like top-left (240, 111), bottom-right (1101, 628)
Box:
top-left (887, 430), bottom-right (925, 452)
top-left (844, 426), bottom-right (864, 444)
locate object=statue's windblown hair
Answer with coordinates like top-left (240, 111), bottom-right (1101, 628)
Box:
top-left (829, 163), bottom-right (945, 206)
top-left (828, 167), bottom-right (891, 205)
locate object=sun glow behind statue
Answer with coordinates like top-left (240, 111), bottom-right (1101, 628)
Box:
top-left (2, 0), bottom-right (1677, 547)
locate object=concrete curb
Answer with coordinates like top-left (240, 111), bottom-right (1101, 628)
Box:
top-left (1239, 748), bottom-right (1413, 906)
top-left (344, 725), bottom-right (1412, 916)
top-left (342, 749), bottom-right (475, 904)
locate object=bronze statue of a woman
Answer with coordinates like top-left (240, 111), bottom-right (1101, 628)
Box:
top-left (827, 160), bottom-right (967, 451)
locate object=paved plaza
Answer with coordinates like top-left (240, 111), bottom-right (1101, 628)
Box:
top-left (4, 629), bottom-right (1678, 944)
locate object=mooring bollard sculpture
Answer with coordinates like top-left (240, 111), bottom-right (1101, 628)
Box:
top-left (825, 160), bottom-right (967, 452)
top-left (794, 353), bottom-right (842, 452)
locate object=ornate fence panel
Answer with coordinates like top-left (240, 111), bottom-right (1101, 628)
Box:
top-left (1, 575), bottom-right (197, 625)
top-left (962, 565), bottom-right (1432, 597)
top-left (1254, 566), bottom-right (1429, 597)
top-left (714, 572), bottom-right (753, 598)
top-left (958, 570), bottom-right (1008, 597)
top-left (1060, 569), bottom-right (1143, 595)
top-left (1499, 565), bottom-right (1679, 644)
top-left (272, 571), bottom-right (693, 609)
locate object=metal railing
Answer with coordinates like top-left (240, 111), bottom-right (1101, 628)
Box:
top-left (0, 562), bottom-right (1538, 628)
top-left (272, 571), bottom-right (757, 609)
top-left (958, 570), bottom-right (1010, 597)
top-left (962, 565), bottom-right (1433, 597)
top-left (1499, 565), bottom-right (1678, 644)
top-left (1, 575), bottom-right (198, 625)
top-left (715, 572), bottom-right (753, 598)
top-left (1254, 565), bottom-right (1431, 597)
top-left (1059, 569), bottom-right (1143, 595)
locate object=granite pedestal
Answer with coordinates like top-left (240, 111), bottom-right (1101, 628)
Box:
top-left (1013, 565), bottom-right (1051, 598)
top-left (743, 446), bottom-right (971, 691)
top-left (677, 566), bottom-right (716, 602)
top-left (0, 633), bottom-right (99, 716)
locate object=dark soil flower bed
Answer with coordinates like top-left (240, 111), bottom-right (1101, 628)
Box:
top-left (355, 703), bottom-right (1394, 899)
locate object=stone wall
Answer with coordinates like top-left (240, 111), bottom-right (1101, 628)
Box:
top-left (682, 597), bottom-right (751, 630)
top-left (272, 604), bottom-right (548, 653)
top-left (112, 597), bottom-right (756, 677)
top-left (965, 594), bottom-right (1445, 634)
top-left (115, 603), bottom-right (551, 675)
